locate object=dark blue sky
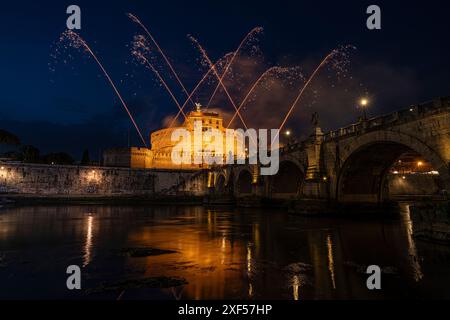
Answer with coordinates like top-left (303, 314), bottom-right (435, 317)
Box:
top-left (0, 0), bottom-right (449, 159)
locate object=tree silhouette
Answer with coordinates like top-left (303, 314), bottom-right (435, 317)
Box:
top-left (0, 129), bottom-right (20, 145)
top-left (43, 152), bottom-right (74, 165)
top-left (81, 149), bottom-right (90, 166)
top-left (21, 145), bottom-right (40, 163)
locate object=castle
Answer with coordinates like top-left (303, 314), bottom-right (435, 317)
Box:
top-left (103, 105), bottom-right (243, 170)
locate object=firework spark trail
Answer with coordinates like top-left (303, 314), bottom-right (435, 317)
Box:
top-left (132, 37), bottom-right (187, 120)
top-left (153, 55), bottom-right (234, 144)
top-left (127, 13), bottom-right (195, 108)
top-left (206, 27), bottom-right (263, 108)
top-left (273, 50), bottom-right (339, 144)
top-left (61, 30), bottom-right (147, 147)
top-left (166, 53), bottom-right (233, 130)
top-left (134, 52), bottom-right (187, 119)
top-left (189, 35), bottom-right (249, 130)
top-left (227, 66), bottom-right (295, 128)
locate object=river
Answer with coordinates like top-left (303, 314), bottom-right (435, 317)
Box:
top-left (1, 204), bottom-right (449, 300)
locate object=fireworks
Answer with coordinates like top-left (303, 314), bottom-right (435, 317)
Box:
top-left (227, 66), bottom-right (304, 128)
top-left (274, 46), bottom-right (356, 143)
top-left (52, 14), bottom-right (358, 143)
top-left (189, 35), bottom-right (249, 130)
top-left (132, 35), bottom-right (186, 120)
top-left (127, 13), bottom-right (195, 108)
top-left (206, 27), bottom-right (264, 107)
top-left (57, 30), bottom-right (147, 147)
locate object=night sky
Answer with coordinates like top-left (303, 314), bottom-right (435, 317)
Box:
top-left (0, 0), bottom-right (449, 160)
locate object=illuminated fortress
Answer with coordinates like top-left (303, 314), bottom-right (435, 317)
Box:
top-left (104, 105), bottom-right (243, 170)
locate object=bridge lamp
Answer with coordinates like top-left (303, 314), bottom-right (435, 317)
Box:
top-left (417, 161), bottom-right (423, 167)
top-left (359, 98), bottom-right (369, 119)
top-left (285, 130), bottom-right (291, 137)
top-left (360, 98), bottom-right (369, 107)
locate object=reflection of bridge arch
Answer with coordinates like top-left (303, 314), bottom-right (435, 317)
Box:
top-left (336, 130), bottom-right (448, 203)
top-left (271, 160), bottom-right (304, 197)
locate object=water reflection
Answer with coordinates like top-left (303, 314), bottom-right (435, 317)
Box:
top-left (0, 204), bottom-right (449, 300)
top-left (326, 234), bottom-right (336, 290)
top-left (83, 215), bottom-right (94, 267)
top-left (400, 204), bottom-right (424, 282)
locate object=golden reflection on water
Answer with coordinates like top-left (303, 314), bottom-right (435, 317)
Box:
top-left (292, 275), bottom-right (300, 300)
top-left (127, 209), bottom-right (250, 299)
top-left (326, 234), bottom-right (336, 290)
top-left (83, 215), bottom-right (94, 267)
top-left (400, 204), bottom-right (424, 282)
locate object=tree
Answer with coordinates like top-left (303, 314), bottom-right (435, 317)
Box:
top-left (81, 149), bottom-right (90, 166)
top-left (21, 145), bottom-right (40, 163)
top-left (0, 129), bottom-right (20, 145)
top-left (43, 152), bottom-right (74, 165)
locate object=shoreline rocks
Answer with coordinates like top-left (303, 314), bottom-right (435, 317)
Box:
top-left (410, 201), bottom-right (450, 243)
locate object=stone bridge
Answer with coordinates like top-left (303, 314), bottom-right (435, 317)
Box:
top-left (204, 96), bottom-right (450, 205)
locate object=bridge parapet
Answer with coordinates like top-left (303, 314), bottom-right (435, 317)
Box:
top-left (323, 96), bottom-right (450, 142)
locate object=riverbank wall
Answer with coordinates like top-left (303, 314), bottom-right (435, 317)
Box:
top-left (0, 162), bottom-right (207, 199)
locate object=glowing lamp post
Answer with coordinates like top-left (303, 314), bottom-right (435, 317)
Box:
top-left (285, 130), bottom-right (292, 145)
top-left (359, 98), bottom-right (369, 120)
top-left (417, 161), bottom-right (424, 172)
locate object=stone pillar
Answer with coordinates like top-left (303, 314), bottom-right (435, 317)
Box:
top-left (207, 172), bottom-right (215, 195)
top-left (305, 127), bottom-right (323, 181)
top-left (246, 165), bottom-right (263, 196)
top-left (302, 127), bottom-right (328, 199)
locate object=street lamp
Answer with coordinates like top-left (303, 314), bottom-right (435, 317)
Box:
top-left (359, 98), bottom-right (369, 120)
top-left (285, 130), bottom-right (293, 145)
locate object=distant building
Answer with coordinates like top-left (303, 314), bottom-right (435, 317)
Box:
top-left (103, 147), bottom-right (153, 169)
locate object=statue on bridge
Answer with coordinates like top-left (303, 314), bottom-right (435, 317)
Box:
top-left (311, 112), bottom-right (319, 128)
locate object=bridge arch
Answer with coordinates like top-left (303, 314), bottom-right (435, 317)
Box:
top-left (270, 160), bottom-right (305, 198)
top-left (236, 169), bottom-right (253, 195)
top-left (336, 130), bottom-right (449, 203)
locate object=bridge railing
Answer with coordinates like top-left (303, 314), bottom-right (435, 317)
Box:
top-left (323, 96), bottom-right (449, 142)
